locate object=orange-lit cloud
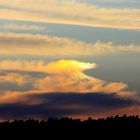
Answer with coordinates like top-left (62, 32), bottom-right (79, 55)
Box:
top-left (0, 23), bottom-right (47, 31)
top-left (33, 60), bottom-right (135, 97)
top-left (0, 32), bottom-right (140, 56)
top-left (0, 0), bottom-right (140, 30)
top-left (0, 72), bottom-right (31, 86)
top-left (0, 60), bottom-right (53, 73)
top-left (0, 59), bottom-right (137, 104)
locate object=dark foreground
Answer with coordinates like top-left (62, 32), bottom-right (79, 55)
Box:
top-left (1, 115), bottom-right (140, 128)
top-left (0, 115), bottom-right (140, 138)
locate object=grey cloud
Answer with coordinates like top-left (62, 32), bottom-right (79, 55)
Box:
top-left (0, 93), bottom-right (139, 120)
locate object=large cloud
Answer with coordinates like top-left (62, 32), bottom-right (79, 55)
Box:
top-left (0, 59), bottom-right (137, 104)
top-left (0, 59), bottom-right (139, 119)
top-left (0, 93), bottom-right (139, 120)
top-left (0, 32), bottom-right (140, 56)
top-left (0, 0), bottom-right (140, 30)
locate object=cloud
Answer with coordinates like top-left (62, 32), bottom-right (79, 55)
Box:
top-left (0, 23), bottom-right (47, 31)
top-left (0, 60), bottom-right (53, 73)
top-left (0, 93), bottom-right (139, 120)
top-left (0, 59), bottom-right (139, 119)
top-left (32, 60), bottom-right (136, 98)
top-left (86, 0), bottom-right (140, 4)
top-left (0, 32), bottom-right (140, 56)
top-left (0, 0), bottom-right (140, 30)
top-left (42, 59), bottom-right (96, 75)
top-left (0, 72), bottom-right (31, 86)
top-left (0, 59), bottom-right (138, 105)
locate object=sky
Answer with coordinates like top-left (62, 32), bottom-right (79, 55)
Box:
top-left (0, 0), bottom-right (140, 120)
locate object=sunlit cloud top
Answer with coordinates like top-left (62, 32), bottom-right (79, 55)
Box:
top-left (0, 59), bottom-right (137, 102)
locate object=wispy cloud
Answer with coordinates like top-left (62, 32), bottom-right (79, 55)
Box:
top-left (0, 0), bottom-right (140, 30)
top-left (0, 32), bottom-right (140, 56)
top-left (0, 72), bottom-right (31, 86)
top-left (0, 23), bottom-right (47, 31)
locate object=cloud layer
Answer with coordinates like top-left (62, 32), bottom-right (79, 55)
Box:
top-left (0, 93), bottom-right (139, 120)
top-left (0, 0), bottom-right (140, 30)
top-left (0, 32), bottom-right (140, 57)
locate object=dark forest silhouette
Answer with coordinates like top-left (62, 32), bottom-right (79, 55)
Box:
top-left (0, 115), bottom-right (140, 130)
